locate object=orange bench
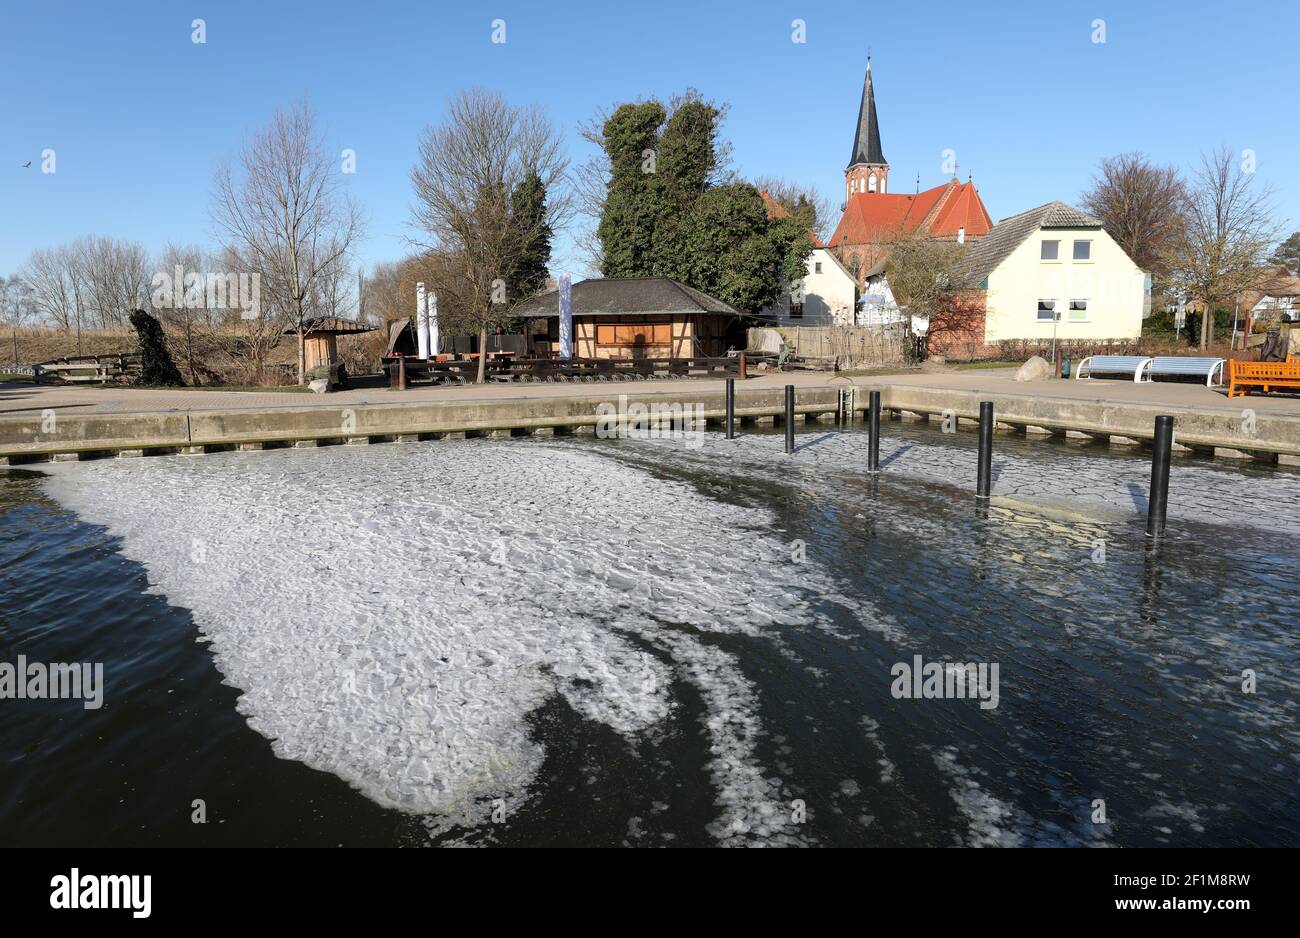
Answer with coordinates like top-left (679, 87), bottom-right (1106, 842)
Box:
top-left (1227, 357), bottom-right (1300, 397)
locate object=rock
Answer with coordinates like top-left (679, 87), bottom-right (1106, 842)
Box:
top-left (308, 379), bottom-right (330, 394)
top-left (1014, 355), bottom-right (1053, 382)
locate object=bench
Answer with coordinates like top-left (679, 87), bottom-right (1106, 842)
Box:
top-left (1075, 355), bottom-right (1152, 382)
top-left (1146, 356), bottom-right (1226, 387)
top-left (1227, 359), bottom-right (1300, 398)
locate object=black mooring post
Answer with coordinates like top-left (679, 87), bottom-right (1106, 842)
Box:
top-left (725, 378), bottom-right (736, 439)
top-left (784, 384), bottom-right (795, 454)
top-left (867, 390), bottom-right (881, 473)
top-left (1147, 415), bottom-right (1174, 537)
top-left (976, 401), bottom-right (993, 498)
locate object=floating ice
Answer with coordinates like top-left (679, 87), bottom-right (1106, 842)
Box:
top-left (43, 440), bottom-right (887, 842)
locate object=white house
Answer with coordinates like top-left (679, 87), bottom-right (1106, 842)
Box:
top-left (958, 201), bottom-right (1149, 344)
top-left (757, 240), bottom-right (858, 327)
top-left (757, 193), bottom-right (858, 326)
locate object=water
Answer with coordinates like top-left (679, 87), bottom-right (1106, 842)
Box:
top-left (1, 422), bottom-right (1297, 847)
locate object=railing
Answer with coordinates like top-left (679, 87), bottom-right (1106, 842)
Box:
top-left (385, 354), bottom-right (746, 388)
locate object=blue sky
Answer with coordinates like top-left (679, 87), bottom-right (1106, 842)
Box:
top-left (3, 0), bottom-right (1297, 281)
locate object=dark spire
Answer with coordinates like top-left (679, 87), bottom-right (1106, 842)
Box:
top-left (848, 57), bottom-right (886, 168)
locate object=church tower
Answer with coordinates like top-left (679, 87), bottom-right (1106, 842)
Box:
top-left (845, 58), bottom-right (889, 203)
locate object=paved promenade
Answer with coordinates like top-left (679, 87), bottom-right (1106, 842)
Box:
top-left (5, 368), bottom-right (1300, 418)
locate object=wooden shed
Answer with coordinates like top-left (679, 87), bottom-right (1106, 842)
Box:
top-left (512, 277), bottom-right (743, 359)
top-left (287, 317), bottom-right (377, 371)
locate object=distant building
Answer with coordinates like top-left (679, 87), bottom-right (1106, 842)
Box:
top-left (756, 193), bottom-right (857, 327)
top-left (827, 58), bottom-right (993, 288)
top-left (1244, 274), bottom-right (1300, 324)
top-left (513, 277), bottom-right (741, 358)
top-left (955, 201), bottom-right (1149, 348)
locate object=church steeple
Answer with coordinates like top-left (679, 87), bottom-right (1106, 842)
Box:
top-left (845, 57), bottom-right (889, 201)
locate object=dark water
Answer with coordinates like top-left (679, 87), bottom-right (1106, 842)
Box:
top-left (1, 423), bottom-right (1297, 847)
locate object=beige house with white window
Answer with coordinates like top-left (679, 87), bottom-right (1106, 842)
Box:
top-left (959, 202), bottom-right (1148, 343)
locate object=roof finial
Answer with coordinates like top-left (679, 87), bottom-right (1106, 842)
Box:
top-left (915, 172), bottom-right (920, 194)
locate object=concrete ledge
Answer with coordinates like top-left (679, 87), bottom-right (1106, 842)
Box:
top-left (3, 382), bottom-right (1298, 465)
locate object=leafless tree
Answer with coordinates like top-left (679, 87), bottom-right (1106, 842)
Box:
top-left (1080, 153), bottom-right (1186, 279)
top-left (883, 229), bottom-right (983, 348)
top-left (1164, 145), bottom-right (1281, 349)
top-left (81, 235), bottom-right (150, 327)
top-left (752, 176), bottom-right (833, 244)
top-left (410, 88), bottom-right (571, 383)
top-left (23, 244), bottom-right (86, 349)
top-left (212, 98), bottom-right (363, 383)
top-left (1, 274), bottom-right (35, 366)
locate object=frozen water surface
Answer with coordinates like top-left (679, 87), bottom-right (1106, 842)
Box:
top-left (29, 421), bottom-right (1300, 847)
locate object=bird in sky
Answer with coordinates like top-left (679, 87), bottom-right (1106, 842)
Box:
top-left (22, 161), bottom-right (31, 168)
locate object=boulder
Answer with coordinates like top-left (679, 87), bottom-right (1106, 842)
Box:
top-left (1014, 355), bottom-right (1054, 382)
top-left (308, 379), bottom-right (330, 394)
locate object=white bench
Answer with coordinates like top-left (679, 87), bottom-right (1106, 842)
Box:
top-left (1146, 356), bottom-right (1226, 387)
top-left (1075, 355), bottom-right (1152, 382)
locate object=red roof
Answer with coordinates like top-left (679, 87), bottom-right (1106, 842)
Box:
top-left (828, 180), bottom-right (992, 247)
top-left (759, 191), bottom-right (825, 248)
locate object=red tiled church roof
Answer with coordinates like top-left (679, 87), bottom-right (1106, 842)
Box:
top-left (829, 179), bottom-right (992, 247)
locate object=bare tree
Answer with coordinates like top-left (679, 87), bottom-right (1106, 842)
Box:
top-left (1164, 146), bottom-right (1281, 349)
top-left (1080, 152), bottom-right (1186, 278)
top-left (410, 88), bottom-right (570, 383)
top-left (1, 274), bottom-right (35, 367)
top-left (81, 235), bottom-right (150, 327)
top-left (23, 243), bottom-right (86, 350)
top-left (213, 98), bottom-right (363, 383)
top-left (884, 229), bottom-right (983, 349)
top-left (753, 176), bottom-right (833, 244)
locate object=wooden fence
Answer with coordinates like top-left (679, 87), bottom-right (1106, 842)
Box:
top-left (748, 325), bottom-right (908, 369)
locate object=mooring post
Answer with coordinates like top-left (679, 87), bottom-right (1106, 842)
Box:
top-left (725, 378), bottom-right (736, 439)
top-left (784, 384), bottom-right (795, 455)
top-left (738, 351), bottom-right (748, 380)
top-left (398, 356), bottom-right (408, 392)
top-left (867, 390), bottom-right (881, 473)
top-left (1147, 415), bottom-right (1174, 537)
top-left (976, 401), bottom-right (993, 498)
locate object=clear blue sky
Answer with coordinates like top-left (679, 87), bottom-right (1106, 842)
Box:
top-left (3, 0), bottom-right (1297, 281)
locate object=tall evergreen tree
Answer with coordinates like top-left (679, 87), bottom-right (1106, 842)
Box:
top-left (596, 101), bottom-right (666, 278)
top-left (507, 171), bottom-right (552, 303)
top-left (594, 92), bottom-right (811, 311)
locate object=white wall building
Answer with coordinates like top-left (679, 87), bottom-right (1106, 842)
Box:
top-left (959, 201), bottom-right (1149, 343)
top-left (759, 245), bottom-right (858, 327)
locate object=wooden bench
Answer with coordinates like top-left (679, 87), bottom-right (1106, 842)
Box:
top-left (1146, 356), bottom-right (1226, 387)
top-left (1227, 359), bottom-right (1300, 398)
top-left (1075, 355), bottom-right (1152, 382)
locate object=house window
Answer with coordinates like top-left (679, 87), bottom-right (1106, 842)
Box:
top-left (1041, 240), bottom-right (1060, 261)
top-left (1068, 299), bottom-right (1089, 322)
top-left (1073, 240), bottom-right (1092, 261)
top-left (1037, 300), bottom-right (1057, 321)
top-left (595, 323), bottom-right (672, 349)
top-left (814, 262), bottom-right (822, 274)
top-left (790, 302), bottom-right (804, 319)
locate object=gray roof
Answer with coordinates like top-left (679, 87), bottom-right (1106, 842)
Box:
top-left (847, 60), bottom-right (886, 168)
top-left (957, 201), bottom-right (1102, 283)
top-left (513, 277), bottom-right (740, 319)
